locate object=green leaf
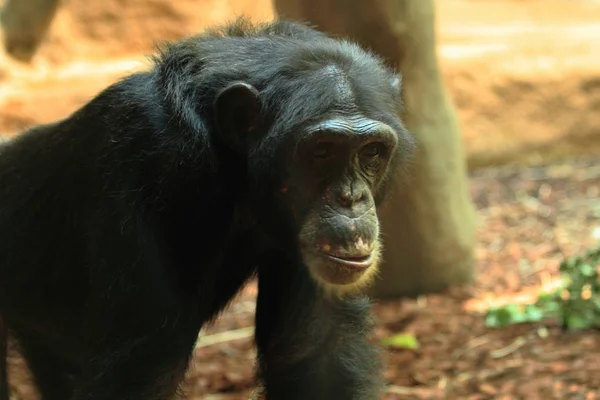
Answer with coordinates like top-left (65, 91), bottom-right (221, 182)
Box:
top-left (485, 312), bottom-right (501, 328)
top-left (537, 292), bottom-right (553, 301)
top-left (565, 313), bottom-right (594, 330)
top-left (524, 304), bottom-right (546, 322)
top-left (580, 264), bottom-right (596, 277)
top-left (561, 257), bottom-right (580, 273)
top-left (486, 304), bottom-right (526, 327)
top-left (380, 333), bottom-right (420, 350)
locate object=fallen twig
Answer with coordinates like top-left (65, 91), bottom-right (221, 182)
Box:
top-left (451, 333), bottom-right (493, 360)
top-left (490, 336), bottom-right (527, 359)
top-left (455, 358), bottom-right (523, 384)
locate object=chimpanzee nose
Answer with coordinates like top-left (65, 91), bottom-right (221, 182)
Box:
top-left (337, 190), bottom-right (367, 208)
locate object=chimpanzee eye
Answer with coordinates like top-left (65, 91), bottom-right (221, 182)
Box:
top-left (313, 142), bottom-right (333, 158)
top-left (360, 143), bottom-right (382, 158)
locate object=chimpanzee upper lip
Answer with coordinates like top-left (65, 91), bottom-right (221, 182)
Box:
top-left (322, 252), bottom-right (374, 270)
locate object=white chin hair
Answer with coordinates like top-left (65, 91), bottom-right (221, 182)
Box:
top-left (302, 244), bottom-right (382, 298)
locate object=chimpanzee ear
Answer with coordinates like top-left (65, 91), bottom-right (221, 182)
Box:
top-left (213, 82), bottom-right (262, 153)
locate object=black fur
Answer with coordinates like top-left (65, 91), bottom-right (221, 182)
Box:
top-left (0, 19), bottom-right (413, 400)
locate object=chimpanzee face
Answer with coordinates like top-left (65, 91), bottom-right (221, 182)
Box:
top-left (282, 114), bottom-right (399, 295)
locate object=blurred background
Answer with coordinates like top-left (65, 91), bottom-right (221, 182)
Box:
top-left (1, 0), bottom-right (600, 399)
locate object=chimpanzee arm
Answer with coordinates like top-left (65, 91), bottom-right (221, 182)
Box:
top-left (254, 252), bottom-right (383, 400)
top-left (68, 220), bottom-right (204, 400)
top-left (70, 320), bottom-right (199, 400)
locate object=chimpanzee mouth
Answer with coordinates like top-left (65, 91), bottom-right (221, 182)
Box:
top-left (322, 252), bottom-right (374, 270)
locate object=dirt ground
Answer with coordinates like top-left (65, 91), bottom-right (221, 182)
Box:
top-left (2, 0), bottom-right (600, 399)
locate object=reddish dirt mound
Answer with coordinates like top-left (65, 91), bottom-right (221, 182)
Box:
top-left (437, 0), bottom-right (600, 165)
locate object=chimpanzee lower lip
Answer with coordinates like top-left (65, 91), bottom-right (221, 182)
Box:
top-left (323, 253), bottom-right (373, 270)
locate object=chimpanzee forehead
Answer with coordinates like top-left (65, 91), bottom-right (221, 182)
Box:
top-left (319, 65), bottom-right (358, 110)
top-left (307, 63), bottom-right (399, 122)
top-left (264, 46), bottom-right (402, 140)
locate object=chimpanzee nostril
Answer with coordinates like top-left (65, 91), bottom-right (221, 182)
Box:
top-left (337, 192), bottom-right (352, 207)
top-left (337, 190), bottom-right (366, 208)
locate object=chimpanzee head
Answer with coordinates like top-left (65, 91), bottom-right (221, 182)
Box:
top-left (212, 22), bottom-right (414, 296)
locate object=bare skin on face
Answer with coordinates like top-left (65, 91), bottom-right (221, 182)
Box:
top-left (291, 110), bottom-right (399, 297)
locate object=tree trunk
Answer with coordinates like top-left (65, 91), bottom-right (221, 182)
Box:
top-left (274, 0), bottom-right (477, 298)
top-left (0, 0), bottom-right (60, 62)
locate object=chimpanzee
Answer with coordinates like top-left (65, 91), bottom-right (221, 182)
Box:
top-left (0, 18), bottom-right (414, 400)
